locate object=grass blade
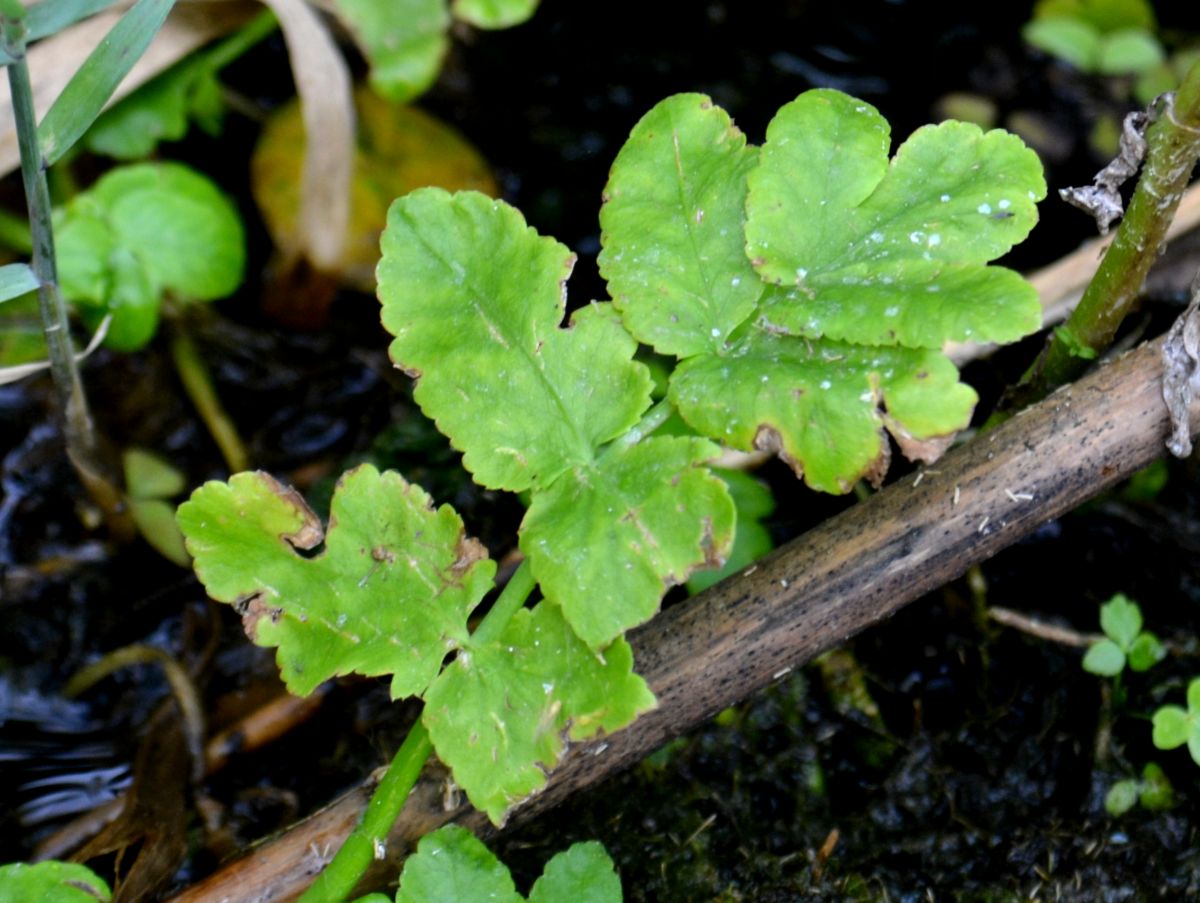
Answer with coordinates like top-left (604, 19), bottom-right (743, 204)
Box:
top-left (37, 0), bottom-right (175, 166)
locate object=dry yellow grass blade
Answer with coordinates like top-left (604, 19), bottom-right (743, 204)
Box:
top-left (259, 0), bottom-right (354, 271)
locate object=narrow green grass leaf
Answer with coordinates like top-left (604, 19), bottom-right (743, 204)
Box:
top-left (178, 465), bottom-right (495, 699)
top-left (0, 262), bottom-right (38, 304)
top-left (599, 93), bottom-right (763, 357)
top-left (423, 601), bottom-right (655, 824)
top-left (27, 0), bottom-right (118, 42)
top-left (38, 0), bottom-right (176, 166)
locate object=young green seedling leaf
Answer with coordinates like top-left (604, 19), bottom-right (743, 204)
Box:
top-left (55, 162), bottom-right (245, 350)
top-left (746, 90), bottom-right (1045, 348)
top-left (1083, 593), bottom-right (1166, 676)
top-left (390, 825), bottom-right (621, 903)
top-left (379, 188), bottom-right (733, 646)
top-left (1152, 677), bottom-right (1200, 767)
top-left (422, 600), bottom-right (655, 822)
top-left (178, 465), bottom-right (495, 699)
top-left (395, 826), bottom-right (520, 903)
top-left (0, 860), bottom-right (110, 902)
top-left (333, 0), bottom-right (449, 103)
top-left (453, 0), bottom-right (540, 29)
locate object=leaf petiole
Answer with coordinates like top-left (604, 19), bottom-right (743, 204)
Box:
top-left (599, 397), bottom-right (674, 463)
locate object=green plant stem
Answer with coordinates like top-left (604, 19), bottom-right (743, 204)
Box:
top-left (169, 324), bottom-right (249, 473)
top-left (202, 9), bottom-right (278, 72)
top-left (602, 397), bottom-right (674, 461)
top-left (1015, 61), bottom-right (1200, 408)
top-left (298, 561), bottom-right (537, 902)
top-left (298, 719), bottom-right (433, 903)
top-left (2, 15), bottom-right (95, 462)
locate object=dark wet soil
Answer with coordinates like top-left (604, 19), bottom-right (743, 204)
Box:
top-left (4, 1), bottom-right (1200, 900)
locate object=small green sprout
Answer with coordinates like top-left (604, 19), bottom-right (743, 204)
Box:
top-left (1152, 677), bottom-right (1200, 766)
top-left (352, 825), bottom-right (621, 903)
top-left (1023, 0), bottom-right (1164, 77)
top-left (1104, 761), bottom-right (1174, 816)
top-left (1081, 593), bottom-right (1166, 677)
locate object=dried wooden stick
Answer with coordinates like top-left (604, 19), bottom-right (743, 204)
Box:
top-left (169, 327), bottom-right (1200, 902)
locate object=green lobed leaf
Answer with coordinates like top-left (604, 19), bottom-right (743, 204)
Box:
top-left (1138, 762), bottom-right (1174, 810)
top-left (0, 861), bottom-right (110, 903)
top-left (422, 601), bottom-right (655, 824)
top-left (745, 90), bottom-right (1044, 349)
top-left (1104, 779), bottom-right (1138, 816)
top-left (453, 0), bottom-right (540, 29)
top-left (55, 162), bottom-right (245, 349)
top-left (177, 465), bottom-right (495, 699)
top-left (1127, 632), bottom-right (1166, 672)
top-left (598, 93), bottom-right (763, 358)
top-left (1189, 676), bottom-right (1200, 713)
top-left (1096, 28), bottom-right (1165, 75)
top-left (379, 189), bottom-right (651, 492)
top-left (85, 163), bottom-right (244, 300)
top-left (395, 826), bottom-right (520, 903)
top-left (1023, 17), bottom-right (1102, 70)
top-left (521, 435), bottom-right (734, 648)
top-left (1152, 705), bottom-right (1189, 750)
top-left (687, 468), bottom-right (775, 594)
top-left (333, 0), bottom-right (450, 104)
top-left (1082, 639), bottom-right (1125, 677)
top-left (1032, 0), bottom-right (1156, 32)
top-left (670, 331), bottom-right (976, 493)
top-left (38, 0), bottom-right (176, 166)
top-left (528, 841), bottom-right (623, 903)
top-left (1099, 593), bottom-right (1141, 649)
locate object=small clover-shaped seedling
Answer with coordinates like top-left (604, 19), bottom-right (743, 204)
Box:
top-left (600, 92), bottom-right (1044, 492)
top-left (1104, 762), bottom-right (1174, 817)
top-left (1023, 0), bottom-right (1163, 77)
top-left (352, 824), bottom-right (621, 903)
top-left (55, 162), bottom-right (245, 350)
top-left (1082, 593), bottom-right (1166, 677)
top-left (378, 188), bottom-right (734, 648)
top-left (1152, 677), bottom-right (1200, 767)
top-left (0, 861), bottom-right (111, 902)
top-left (334, 0), bottom-right (540, 104)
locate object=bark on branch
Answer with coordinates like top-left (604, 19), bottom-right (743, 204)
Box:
top-left (171, 334), bottom-right (1199, 903)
